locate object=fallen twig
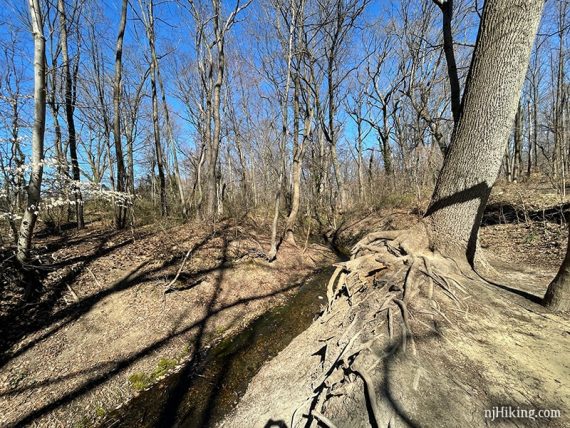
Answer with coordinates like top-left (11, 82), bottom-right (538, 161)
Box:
top-left (163, 248), bottom-right (192, 293)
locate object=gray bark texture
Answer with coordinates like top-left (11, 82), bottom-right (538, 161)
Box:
top-left (425, 0), bottom-right (544, 265)
top-left (544, 225), bottom-right (570, 313)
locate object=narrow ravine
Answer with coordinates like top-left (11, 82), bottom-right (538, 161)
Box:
top-left (100, 264), bottom-right (340, 427)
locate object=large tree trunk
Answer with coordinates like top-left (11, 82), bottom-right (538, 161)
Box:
top-left (112, 0), bottom-right (128, 229)
top-left (17, 0), bottom-right (46, 264)
top-left (58, 0), bottom-right (84, 229)
top-left (424, 0), bottom-right (544, 266)
top-left (544, 225), bottom-right (570, 313)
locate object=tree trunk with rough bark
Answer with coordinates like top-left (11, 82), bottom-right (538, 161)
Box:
top-left (544, 225), bottom-right (570, 313)
top-left (424, 0), bottom-right (544, 266)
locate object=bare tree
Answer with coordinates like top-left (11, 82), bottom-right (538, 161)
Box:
top-left (112, 0), bottom-right (129, 228)
top-left (319, 0), bottom-right (368, 211)
top-left (432, 0), bottom-right (462, 126)
top-left (187, 0), bottom-right (252, 218)
top-left (140, 0), bottom-right (168, 216)
top-left (267, 0), bottom-right (299, 260)
top-left (57, 0), bottom-right (84, 229)
top-left (424, 0), bottom-right (544, 265)
top-left (17, 0), bottom-right (46, 264)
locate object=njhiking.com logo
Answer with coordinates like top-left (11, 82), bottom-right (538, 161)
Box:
top-left (484, 406), bottom-right (561, 422)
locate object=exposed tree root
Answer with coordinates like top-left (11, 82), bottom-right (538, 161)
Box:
top-left (305, 225), bottom-right (474, 427)
top-left (222, 224), bottom-right (568, 428)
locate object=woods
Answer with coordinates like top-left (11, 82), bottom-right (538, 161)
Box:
top-left (1, 0), bottom-right (568, 261)
top-left (1, 0), bottom-right (569, 426)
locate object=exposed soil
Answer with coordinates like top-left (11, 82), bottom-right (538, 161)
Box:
top-left (1, 180), bottom-right (569, 427)
top-left (221, 183), bottom-right (570, 428)
top-left (0, 217), bottom-right (336, 427)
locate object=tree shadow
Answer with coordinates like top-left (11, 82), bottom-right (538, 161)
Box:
top-left (7, 273), bottom-right (306, 426)
top-left (0, 224), bottom-right (230, 368)
top-left (155, 233), bottom-right (231, 427)
top-left (424, 181), bottom-right (491, 265)
top-left (0, 229), bottom-right (132, 359)
top-left (99, 263), bottom-right (336, 428)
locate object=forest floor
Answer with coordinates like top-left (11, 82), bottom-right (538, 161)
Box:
top-left (222, 180), bottom-right (570, 427)
top-left (0, 216), bottom-right (336, 427)
top-left (1, 178), bottom-right (569, 427)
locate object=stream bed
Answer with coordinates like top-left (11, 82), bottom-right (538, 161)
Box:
top-left (101, 265), bottom-right (336, 428)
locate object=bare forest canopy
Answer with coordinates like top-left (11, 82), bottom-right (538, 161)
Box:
top-left (0, 0), bottom-right (568, 258)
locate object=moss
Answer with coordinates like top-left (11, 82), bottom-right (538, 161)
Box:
top-left (128, 358), bottom-right (178, 391)
top-left (151, 358), bottom-right (177, 380)
top-left (128, 372), bottom-right (152, 391)
top-left (95, 406), bottom-right (107, 418)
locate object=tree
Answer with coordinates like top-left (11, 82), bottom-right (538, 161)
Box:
top-left (140, 0), bottom-right (168, 217)
top-left (320, 0), bottom-right (368, 211)
top-left (186, 0), bottom-right (252, 218)
top-left (432, 0), bottom-right (461, 126)
top-left (57, 0), bottom-right (84, 229)
top-left (220, 2), bottom-right (548, 426)
top-left (423, 0), bottom-right (544, 266)
top-left (267, 0), bottom-right (299, 260)
top-left (544, 231), bottom-right (570, 313)
top-left (112, 0), bottom-right (129, 228)
top-left (17, 0), bottom-right (46, 264)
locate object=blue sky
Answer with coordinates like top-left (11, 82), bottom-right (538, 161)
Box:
top-left (0, 0), bottom-right (564, 189)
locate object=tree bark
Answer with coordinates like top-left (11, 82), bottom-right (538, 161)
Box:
top-left (145, 0), bottom-right (168, 216)
top-left (17, 0), bottom-right (46, 264)
top-left (424, 0), bottom-right (544, 266)
top-left (433, 0), bottom-right (462, 126)
top-left (58, 0), bottom-right (84, 229)
top-left (544, 225), bottom-right (570, 313)
top-left (112, 0), bottom-right (128, 228)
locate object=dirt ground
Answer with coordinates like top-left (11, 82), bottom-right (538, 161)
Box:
top-left (222, 184), bottom-right (570, 428)
top-left (0, 217), bottom-right (336, 427)
top-left (1, 179), bottom-right (569, 427)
